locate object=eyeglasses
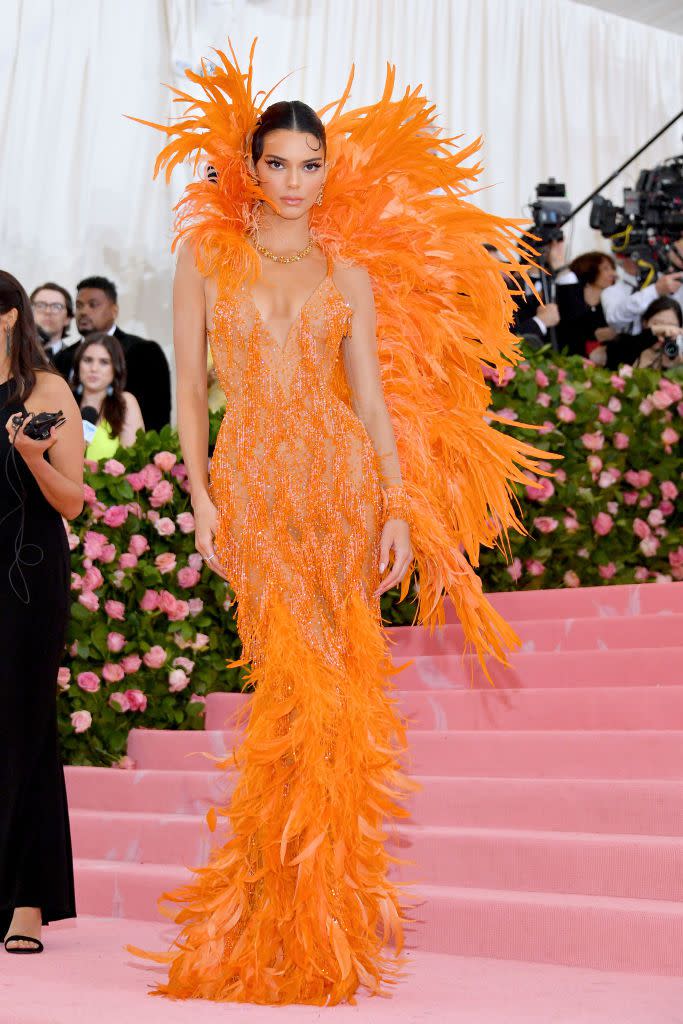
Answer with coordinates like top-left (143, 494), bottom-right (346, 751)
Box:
top-left (33, 301), bottom-right (67, 313)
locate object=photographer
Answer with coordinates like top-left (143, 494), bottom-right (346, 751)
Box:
top-left (511, 239), bottom-right (567, 347)
top-left (0, 270), bottom-right (83, 954)
top-left (602, 239), bottom-right (683, 335)
top-left (604, 296), bottom-right (683, 371)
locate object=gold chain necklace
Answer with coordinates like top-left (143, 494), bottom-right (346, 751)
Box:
top-left (252, 238), bottom-right (313, 264)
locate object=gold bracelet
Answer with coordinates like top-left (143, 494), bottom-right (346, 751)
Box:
top-left (383, 484), bottom-right (412, 525)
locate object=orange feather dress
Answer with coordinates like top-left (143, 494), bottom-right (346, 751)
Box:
top-left (124, 40), bottom-right (548, 1005)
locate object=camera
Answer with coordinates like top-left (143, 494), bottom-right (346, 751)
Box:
top-left (663, 333), bottom-right (683, 360)
top-left (590, 156), bottom-right (683, 282)
top-left (11, 410), bottom-right (66, 440)
top-left (530, 178), bottom-right (572, 245)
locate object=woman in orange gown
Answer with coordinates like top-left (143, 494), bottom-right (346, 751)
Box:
top-left (126, 42), bottom-right (549, 1005)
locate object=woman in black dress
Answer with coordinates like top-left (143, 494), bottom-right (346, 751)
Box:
top-left (0, 271), bottom-right (84, 953)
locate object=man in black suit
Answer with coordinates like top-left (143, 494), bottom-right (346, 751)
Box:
top-left (58, 276), bottom-right (171, 431)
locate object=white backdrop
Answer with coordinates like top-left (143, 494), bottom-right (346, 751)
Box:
top-left (2, 0), bottom-right (683, 401)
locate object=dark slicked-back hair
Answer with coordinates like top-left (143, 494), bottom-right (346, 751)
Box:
top-left (76, 276), bottom-right (118, 304)
top-left (251, 101), bottom-right (326, 165)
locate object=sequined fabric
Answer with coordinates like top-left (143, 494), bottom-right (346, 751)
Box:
top-left (125, 254), bottom-right (414, 1005)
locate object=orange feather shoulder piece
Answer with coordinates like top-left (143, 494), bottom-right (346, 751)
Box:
top-left (134, 39), bottom-right (554, 669)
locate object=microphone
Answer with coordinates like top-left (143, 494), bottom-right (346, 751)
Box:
top-left (81, 406), bottom-right (98, 444)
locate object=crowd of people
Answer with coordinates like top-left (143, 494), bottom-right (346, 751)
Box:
top-left (508, 237), bottom-right (683, 372)
top-left (29, 276), bottom-right (171, 457)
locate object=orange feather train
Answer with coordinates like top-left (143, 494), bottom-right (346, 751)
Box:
top-left (124, 39), bottom-right (552, 1005)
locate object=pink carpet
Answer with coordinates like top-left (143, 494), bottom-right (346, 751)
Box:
top-left (20, 581), bottom-right (683, 1018)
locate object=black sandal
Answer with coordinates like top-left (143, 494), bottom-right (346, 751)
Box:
top-left (4, 934), bottom-right (44, 954)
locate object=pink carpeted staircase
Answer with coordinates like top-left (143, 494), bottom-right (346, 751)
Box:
top-left (64, 582), bottom-right (683, 977)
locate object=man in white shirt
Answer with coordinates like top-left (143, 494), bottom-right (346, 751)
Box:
top-left (601, 238), bottom-right (683, 334)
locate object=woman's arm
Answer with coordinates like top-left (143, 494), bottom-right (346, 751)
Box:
top-left (173, 242), bottom-right (229, 580)
top-left (5, 371), bottom-right (84, 520)
top-left (337, 264), bottom-right (413, 595)
top-left (119, 391), bottom-right (145, 447)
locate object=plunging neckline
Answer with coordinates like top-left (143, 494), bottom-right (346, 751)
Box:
top-left (245, 257), bottom-right (334, 350)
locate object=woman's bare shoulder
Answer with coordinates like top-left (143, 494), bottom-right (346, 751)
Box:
top-left (332, 260), bottom-right (373, 308)
top-left (30, 369), bottom-right (76, 404)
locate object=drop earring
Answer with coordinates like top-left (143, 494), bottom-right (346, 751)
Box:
top-left (106, 385), bottom-right (114, 397)
top-left (75, 383), bottom-right (83, 396)
top-left (316, 186), bottom-right (324, 207)
top-left (5, 326), bottom-right (10, 357)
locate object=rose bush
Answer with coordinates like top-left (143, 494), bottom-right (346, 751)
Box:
top-left (58, 414), bottom-right (414, 767)
top-left (477, 350), bottom-right (682, 592)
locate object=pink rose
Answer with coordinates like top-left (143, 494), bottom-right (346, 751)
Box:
top-left (610, 374), bottom-right (626, 392)
top-left (100, 543), bottom-right (116, 563)
top-left (563, 570), bottom-right (581, 588)
top-left (140, 589), bottom-right (160, 611)
top-left (103, 458), bottom-right (126, 476)
top-left (109, 691), bottom-right (131, 712)
top-left (155, 552), bottom-right (177, 574)
top-left (177, 566), bottom-right (201, 588)
top-left (176, 512), bottom-right (195, 534)
top-left (117, 755), bottom-right (136, 770)
top-left (188, 598), bottom-right (204, 616)
top-left (581, 431), bottom-right (605, 451)
top-left (598, 406), bottom-right (615, 425)
top-left (83, 483), bottom-right (97, 504)
top-left (634, 566), bottom-right (649, 581)
top-left (661, 481), bottom-right (678, 501)
top-left (103, 505), bottom-right (128, 528)
top-left (563, 515), bottom-right (579, 532)
top-left (126, 471), bottom-right (145, 492)
top-left (639, 398), bottom-right (654, 416)
top-left (607, 501), bottom-right (619, 515)
top-left (613, 432), bottom-right (630, 450)
top-left (651, 389), bottom-right (673, 410)
top-left (535, 369), bottom-right (549, 387)
top-left (660, 500), bottom-right (675, 517)
top-left (660, 378), bottom-right (683, 401)
top-left (647, 509), bottom-right (665, 528)
top-left (57, 667), bottom-right (71, 690)
top-left (67, 532), bottom-right (80, 551)
top-left (119, 552), bottom-right (138, 569)
top-left (639, 493), bottom-right (653, 509)
top-left (526, 559), bottom-right (545, 577)
top-left (125, 689), bottom-right (147, 712)
top-left (167, 599), bottom-right (190, 622)
top-left (168, 669), bottom-right (190, 693)
top-left (506, 558), bottom-right (522, 582)
top-left (78, 590), bottom-right (99, 612)
top-left (192, 633), bottom-right (209, 650)
top-left (140, 463), bottom-right (163, 489)
top-left (586, 455), bottom-right (603, 474)
top-left (104, 599), bottom-right (126, 621)
top-left (158, 590), bottom-right (177, 615)
top-left (77, 671), bottom-right (100, 693)
top-left (83, 566), bottom-right (104, 591)
top-left (189, 694), bottom-right (206, 707)
top-left (536, 392), bottom-right (551, 408)
top-left (623, 491), bottom-right (638, 506)
top-left (560, 384), bottom-right (576, 404)
top-left (639, 536), bottom-right (660, 557)
top-left (102, 663), bottom-right (125, 684)
top-left (107, 631), bottom-right (126, 653)
top-left (556, 405), bottom-right (576, 423)
top-left (155, 517), bottom-right (176, 537)
top-left (525, 477), bottom-right (555, 503)
top-left (188, 552), bottom-right (204, 572)
top-left (599, 563), bottom-right (617, 580)
top-left (173, 656), bottom-right (195, 674)
top-left (497, 407), bottom-right (518, 421)
top-left (633, 518), bottom-right (651, 540)
top-left (557, 368), bottom-right (567, 383)
top-left (538, 420), bottom-right (554, 435)
top-left (83, 530), bottom-right (107, 559)
top-left (597, 471), bottom-right (614, 489)
top-left (121, 654), bottom-right (142, 674)
top-left (669, 547), bottom-right (683, 576)
top-left (592, 512), bottom-right (614, 536)
top-left (150, 480), bottom-right (174, 508)
top-left (661, 427), bottom-right (679, 447)
top-left (171, 462), bottom-right (188, 481)
top-left (129, 534), bottom-right (150, 557)
top-left (143, 645), bottom-right (167, 669)
top-left (71, 710), bottom-right (92, 733)
top-left (607, 396), bottom-right (622, 413)
top-left (154, 451), bottom-right (177, 473)
top-left (533, 516), bottom-right (558, 534)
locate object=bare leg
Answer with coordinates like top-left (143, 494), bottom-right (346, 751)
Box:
top-left (4, 907), bottom-right (42, 950)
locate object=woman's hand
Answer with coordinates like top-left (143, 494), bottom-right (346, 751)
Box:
top-left (594, 326), bottom-right (617, 343)
top-left (374, 519), bottom-right (413, 598)
top-left (193, 493), bottom-right (230, 581)
top-left (5, 413), bottom-right (59, 464)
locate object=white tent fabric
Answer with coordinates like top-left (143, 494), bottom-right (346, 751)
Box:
top-left (2, 0), bottom-right (682, 411)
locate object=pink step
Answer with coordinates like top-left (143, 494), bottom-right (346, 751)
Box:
top-left (205, 687), bottom-right (683, 732)
top-left (64, 767), bottom-right (683, 836)
top-left (69, 809), bottom-right (683, 901)
top-left (418, 885), bottom-right (683, 974)
top-left (71, 858), bottom-right (683, 973)
top-left (445, 581), bottom-right (683, 623)
top-left (127, 727), bottom-right (683, 779)
top-left (396, 647), bottom-right (683, 690)
top-left (388, 614), bottom-right (683, 658)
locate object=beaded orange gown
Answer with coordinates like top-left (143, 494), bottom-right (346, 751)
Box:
top-left (126, 41), bottom-right (552, 1006)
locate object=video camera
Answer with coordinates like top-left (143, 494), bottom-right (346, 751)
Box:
top-left (590, 156), bottom-right (683, 283)
top-left (530, 178), bottom-right (573, 246)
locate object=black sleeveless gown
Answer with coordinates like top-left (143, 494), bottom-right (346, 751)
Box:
top-left (0, 378), bottom-right (76, 933)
